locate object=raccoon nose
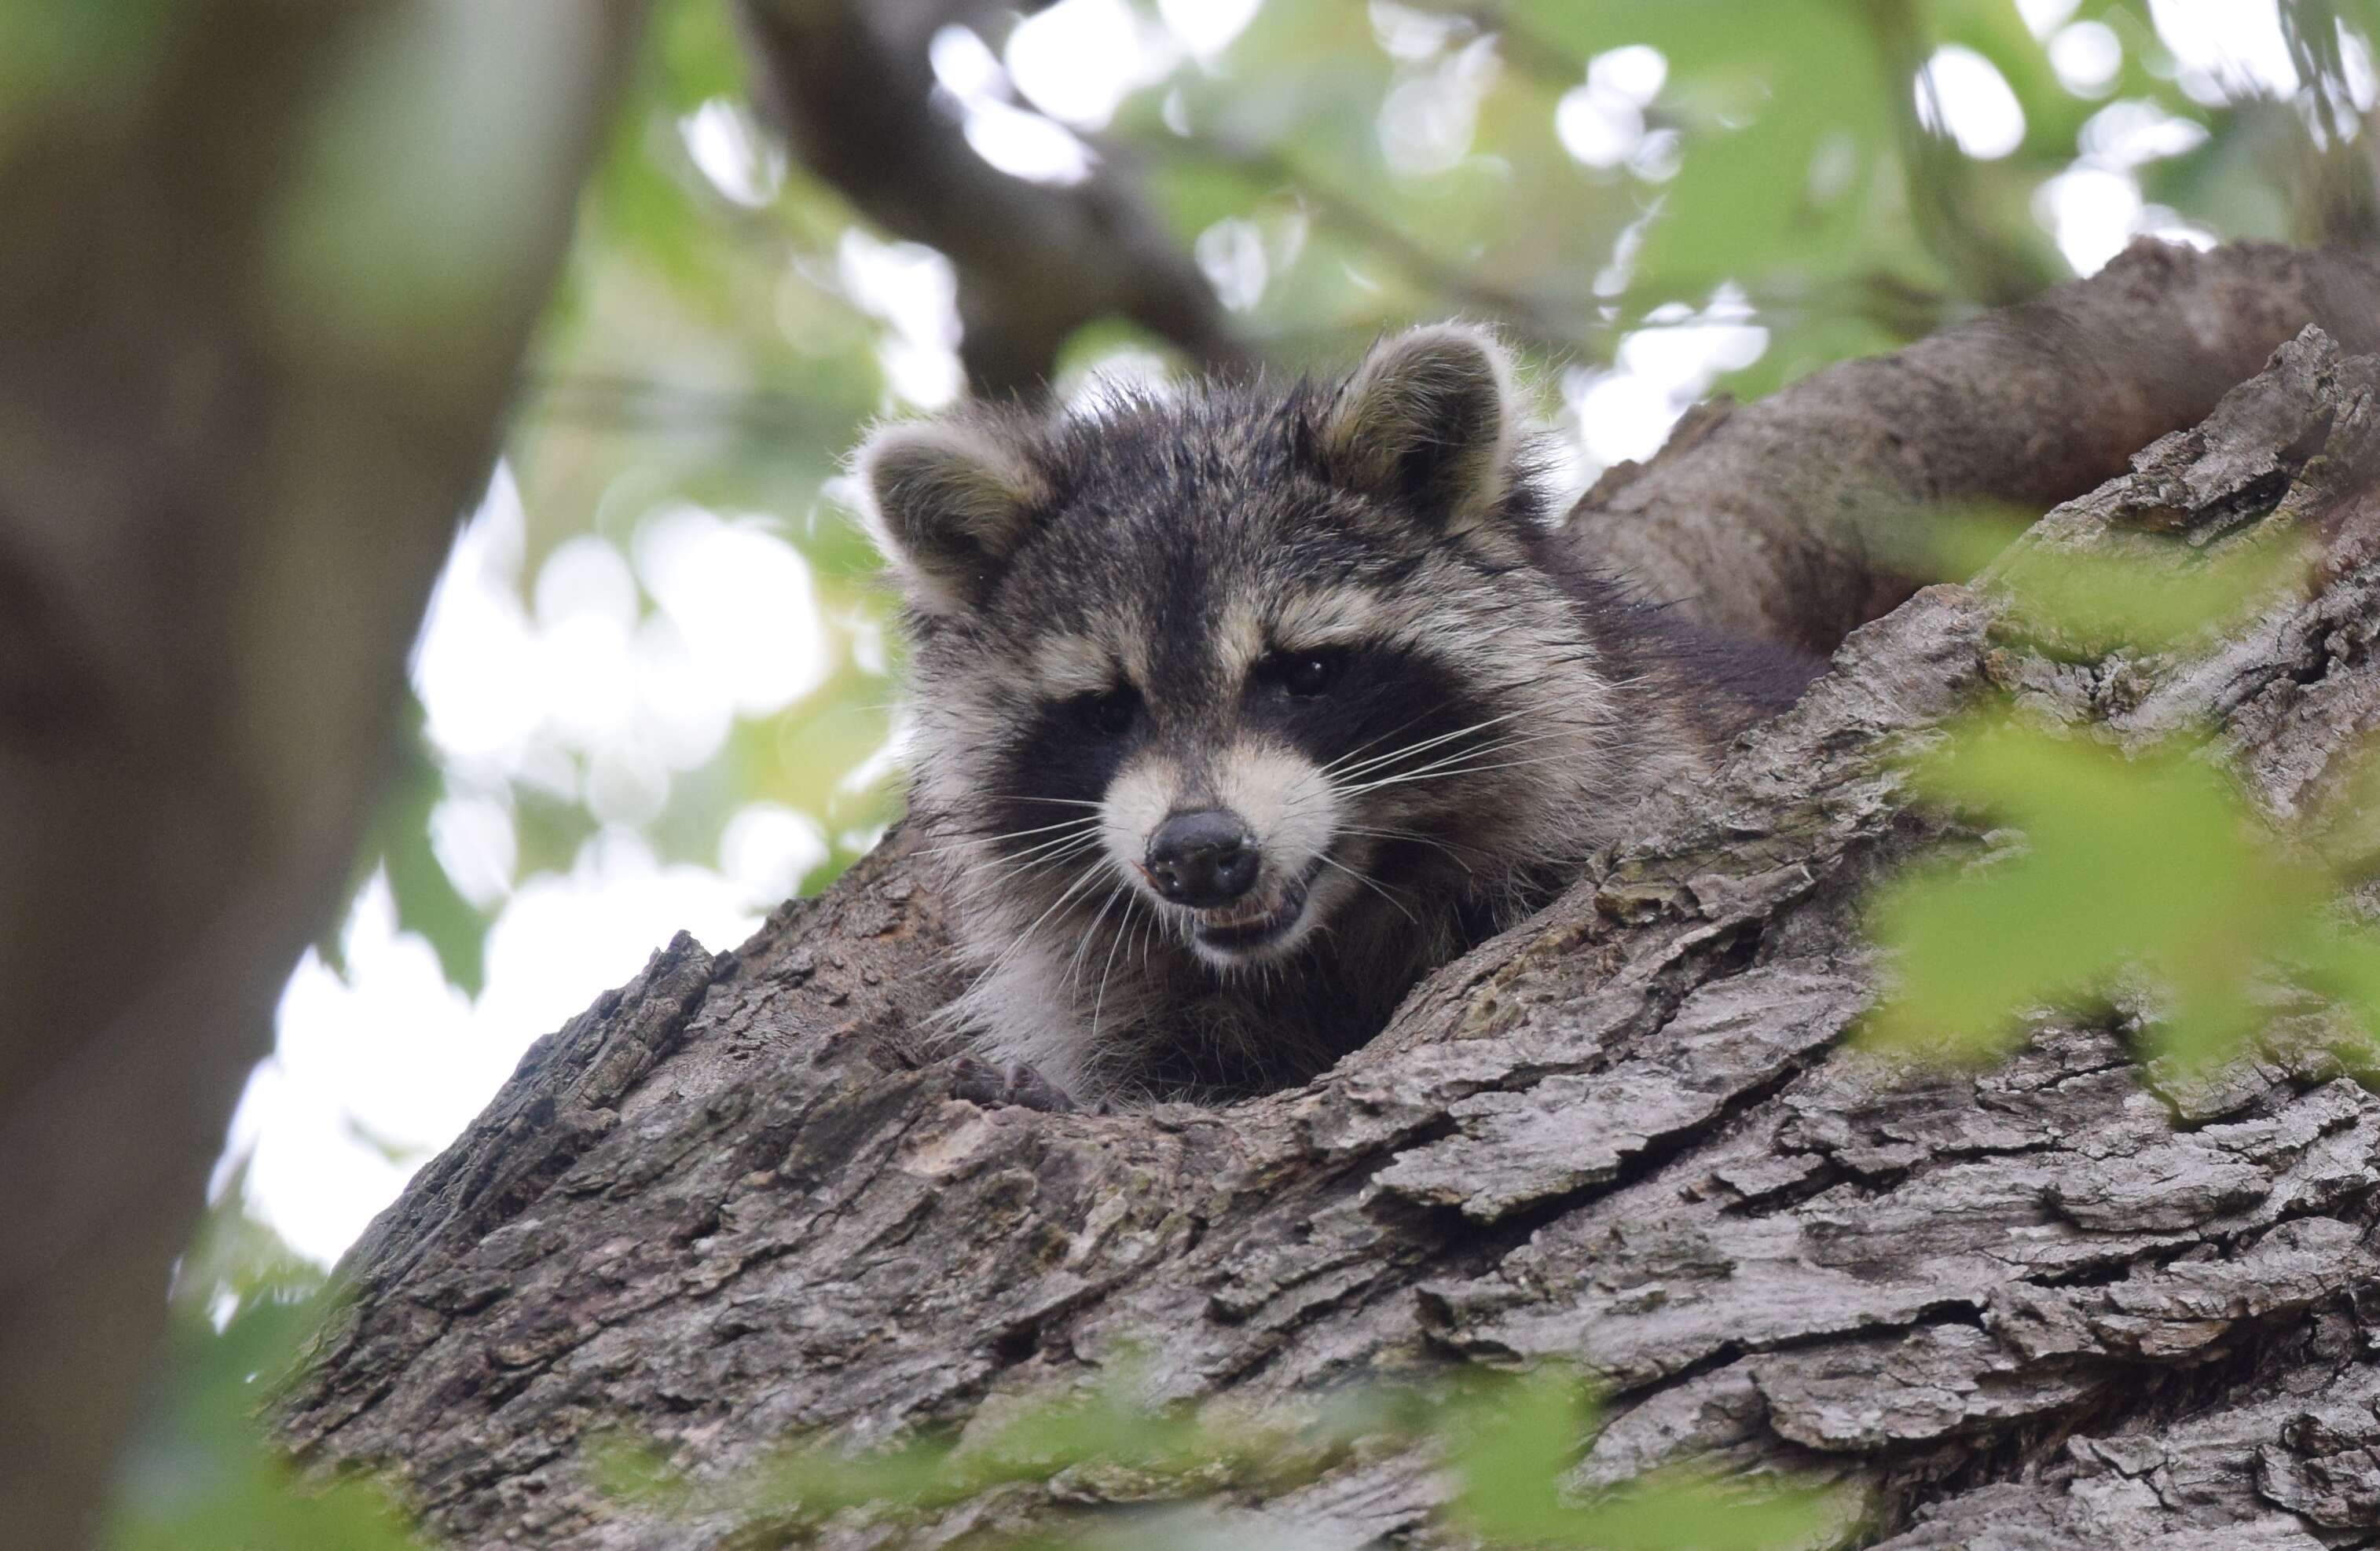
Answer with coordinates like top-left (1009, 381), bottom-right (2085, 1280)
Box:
top-left (1145, 809), bottom-right (1260, 907)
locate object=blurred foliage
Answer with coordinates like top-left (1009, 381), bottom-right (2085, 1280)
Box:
top-left (96, 0), bottom-right (2380, 1545)
top-left (599, 1361), bottom-right (1846, 1548)
top-left (104, 1192), bottom-right (416, 1551)
top-left (1916, 503), bottom-right (2318, 652)
top-left (323, 698), bottom-right (490, 996)
top-left (1862, 518), bottom-right (2380, 1073)
top-left (1865, 717), bottom-right (2329, 1069)
top-left (0, 0), bottom-right (174, 154)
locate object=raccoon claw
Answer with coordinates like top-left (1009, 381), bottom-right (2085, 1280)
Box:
top-left (949, 1055), bottom-right (1081, 1113)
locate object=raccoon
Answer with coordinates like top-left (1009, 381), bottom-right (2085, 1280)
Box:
top-left (855, 324), bottom-right (1819, 1106)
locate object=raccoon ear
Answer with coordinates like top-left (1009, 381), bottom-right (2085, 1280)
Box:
top-left (1318, 323), bottom-right (1520, 530)
top-left (854, 419), bottom-right (1043, 614)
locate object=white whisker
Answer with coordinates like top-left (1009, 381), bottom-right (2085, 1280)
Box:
top-left (1315, 851), bottom-right (1417, 925)
top-left (914, 815), bottom-right (1099, 860)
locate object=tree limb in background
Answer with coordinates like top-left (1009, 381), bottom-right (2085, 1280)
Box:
top-left (733, 0), bottom-right (1251, 398)
top-left (0, 4), bottom-right (645, 1544)
top-left (1861, 0), bottom-right (2061, 310)
top-left (1567, 240), bottom-right (2380, 654)
top-left (280, 251), bottom-right (2380, 1549)
top-left (2279, 0), bottom-right (2380, 250)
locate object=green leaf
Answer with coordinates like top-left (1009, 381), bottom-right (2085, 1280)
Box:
top-left (1957, 513), bottom-right (2313, 657)
top-left (1446, 1366), bottom-right (1595, 1541)
top-left (317, 694), bottom-right (489, 991)
top-left (1567, 1472), bottom-right (1846, 1551)
top-left (1583, 2), bottom-right (1892, 306)
top-left (108, 1202), bottom-right (422, 1551)
top-left (372, 699), bottom-right (490, 994)
top-left (1863, 718), bottom-right (2313, 1067)
top-left (649, 0), bottom-right (749, 109)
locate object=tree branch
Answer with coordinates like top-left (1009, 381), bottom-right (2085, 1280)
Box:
top-left (733, 0), bottom-right (1251, 398)
top-left (1564, 239), bottom-right (2380, 654)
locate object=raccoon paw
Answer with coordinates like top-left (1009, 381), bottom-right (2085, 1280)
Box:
top-left (949, 1055), bottom-right (1084, 1113)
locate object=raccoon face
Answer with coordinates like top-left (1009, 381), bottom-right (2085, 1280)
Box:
top-left (860, 325), bottom-right (1611, 988)
top-left (1061, 615), bottom-right (1491, 970)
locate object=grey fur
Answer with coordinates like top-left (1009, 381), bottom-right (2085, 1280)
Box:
top-left (857, 325), bottom-right (1820, 1102)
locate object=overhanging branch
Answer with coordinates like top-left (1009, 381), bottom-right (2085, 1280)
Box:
top-left (734, 0), bottom-right (1251, 398)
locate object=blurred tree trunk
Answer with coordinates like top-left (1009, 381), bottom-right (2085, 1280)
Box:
top-left (0, 5), bottom-right (644, 1545)
top-left (280, 246), bottom-right (2380, 1549)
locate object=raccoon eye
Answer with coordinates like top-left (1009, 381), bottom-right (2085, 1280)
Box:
top-left (1261, 648), bottom-right (1345, 698)
top-left (1073, 685), bottom-right (1139, 737)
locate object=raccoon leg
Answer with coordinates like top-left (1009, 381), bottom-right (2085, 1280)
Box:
top-left (948, 1054), bottom-right (1085, 1114)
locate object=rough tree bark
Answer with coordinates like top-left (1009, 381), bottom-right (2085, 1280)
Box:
top-left (281, 247), bottom-right (2380, 1550)
top-left (0, 6), bottom-right (646, 1546)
